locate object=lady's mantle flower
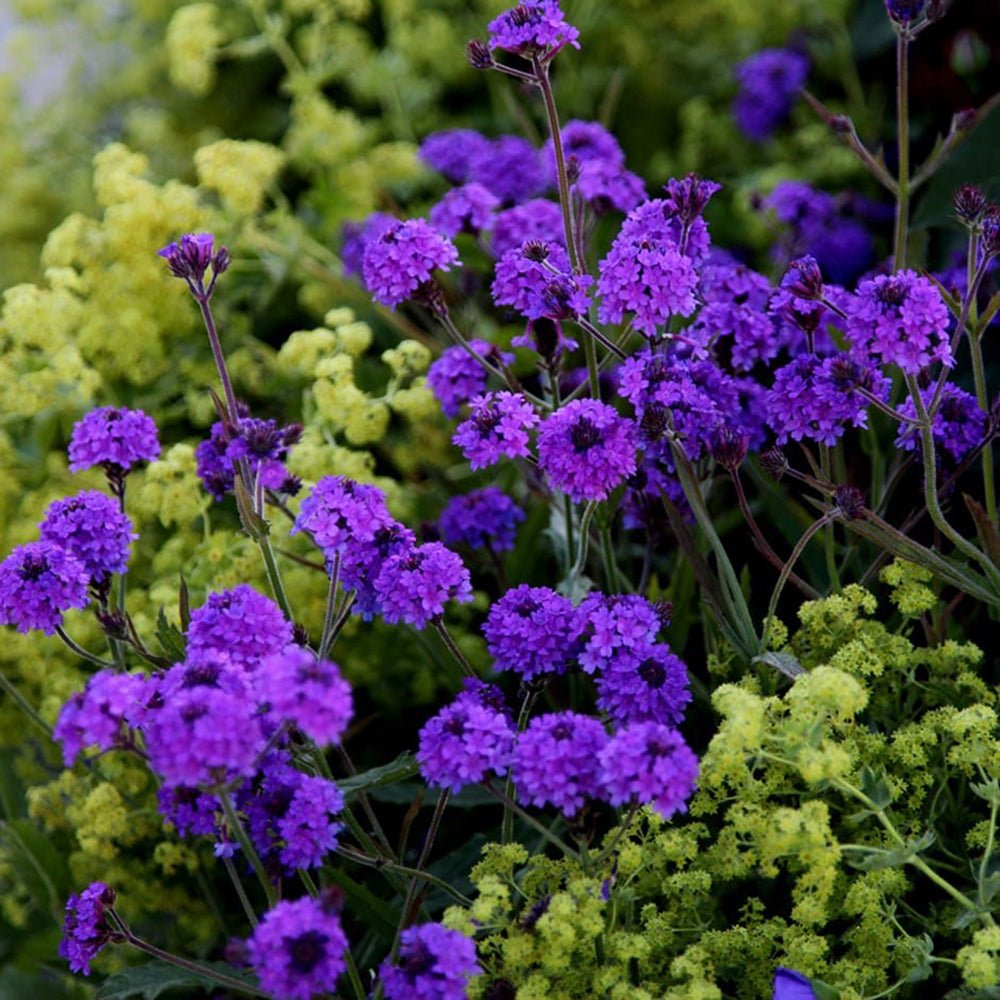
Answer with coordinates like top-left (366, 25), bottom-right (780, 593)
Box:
top-left (380, 923), bottom-right (480, 1000)
top-left (453, 392), bottom-right (540, 469)
top-left (39, 491), bottom-right (136, 583)
top-left (68, 406), bottom-right (161, 475)
top-left (362, 219), bottom-right (459, 309)
top-left (374, 542), bottom-right (473, 629)
top-left (247, 896), bottom-right (348, 1000)
top-left (59, 882), bottom-right (121, 975)
top-left (537, 399), bottom-right (638, 501)
top-left (487, 1), bottom-right (580, 57)
top-left (439, 488), bottom-right (525, 552)
top-left (0, 541), bottom-right (89, 635)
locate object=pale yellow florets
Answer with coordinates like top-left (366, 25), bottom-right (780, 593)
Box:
top-left (278, 326), bottom-right (341, 379)
top-left (285, 92), bottom-right (371, 170)
top-left (195, 139), bottom-right (287, 215)
top-left (135, 443), bottom-right (209, 528)
top-left (166, 3), bottom-right (223, 97)
top-left (957, 927), bottom-right (1000, 989)
top-left (786, 665), bottom-right (868, 724)
top-left (880, 558), bottom-right (936, 618)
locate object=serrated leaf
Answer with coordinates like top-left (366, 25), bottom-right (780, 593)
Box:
top-left (859, 766), bottom-right (894, 810)
top-left (155, 608), bottom-right (186, 662)
top-left (970, 779), bottom-right (1000, 806)
top-left (752, 651), bottom-right (805, 679)
top-left (339, 752), bottom-right (418, 798)
top-left (178, 576), bottom-right (191, 632)
top-left (233, 478), bottom-right (269, 541)
top-left (850, 830), bottom-right (935, 871)
top-left (95, 961), bottom-right (257, 1000)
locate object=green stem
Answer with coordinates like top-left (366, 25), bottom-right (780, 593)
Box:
top-left (54, 627), bottom-right (116, 669)
top-left (432, 619), bottom-right (477, 679)
top-left (0, 671), bottom-right (51, 738)
top-left (331, 746), bottom-right (399, 866)
top-left (486, 781), bottom-right (579, 860)
top-left (257, 534), bottom-right (293, 622)
top-left (223, 855), bottom-right (258, 928)
top-left (336, 845), bottom-right (472, 906)
top-left (968, 327), bottom-right (997, 526)
top-left (318, 554), bottom-right (341, 660)
top-left (503, 690), bottom-right (540, 844)
top-left (343, 948), bottom-right (368, 1000)
top-left (819, 447), bottom-right (840, 591)
top-left (978, 796), bottom-right (998, 907)
top-left (892, 28), bottom-right (910, 271)
top-left (218, 790), bottom-right (277, 907)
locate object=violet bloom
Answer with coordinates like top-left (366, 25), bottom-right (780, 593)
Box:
top-left (453, 392), bottom-right (540, 469)
top-left (380, 923), bottom-right (480, 1000)
top-left (39, 491), bottom-right (136, 583)
top-left (536, 399), bottom-right (638, 502)
top-left (419, 129), bottom-right (491, 184)
top-left (247, 896), bottom-right (348, 1000)
top-left (429, 183), bottom-right (501, 237)
top-left (895, 384), bottom-right (987, 463)
top-left (157, 232), bottom-right (222, 283)
top-left (575, 159), bottom-right (647, 214)
top-left (374, 541), bottom-right (473, 629)
top-left (733, 48), bottom-right (809, 142)
top-left (578, 593), bottom-right (663, 674)
top-left (341, 212), bottom-right (397, 279)
top-left (595, 642), bottom-right (692, 728)
top-left (439, 488), bottom-right (525, 552)
top-left (491, 199), bottom-right (565, 259)
top-left (292, 476), bottom-right (395, 561)
top-left (599, 722), bottom-right (699, 820)
top-left (340, 522), bottom-right (417, 620)
top-left (68, 406), bottom-right (160, 475)
top-left (256, 645), bottom-right (353, 746)
top-left (769, 256), bottom-right (841, 356)
top-left (417, 695), bottom-right (516, 792)
top-left (486, 0), bottom-right (580, 56)
top-left (0, 541), bottom-right (89, 635)
top-left (54, 670), bottom-right (153, 766)
top-left (59, 882), bottom-right (120, 975)
top-left (514, 712), bottom-right (609, 816)
top-left (772, 967), bottom-right (819, 1000)
top-left (543, 119), bottom-right (624, 180)
top-left (157, 785), bottom-right (219, 838)
top-left (361, 219), bottom-right (459, 309)
top-left (483, 584), bottom-right (584, 679)
top-left (186, 584), bottom-right (294, 672)
top-left (492, 241), bottom-right (592, 320)
top-left (196, 414), bottom-right (302, 501)
top-left (469, 136), bottom-right (546, 205)
top-left (427, 340), bottom-right (514, 419)
top-left (845, 270), bottom-right (953, 374)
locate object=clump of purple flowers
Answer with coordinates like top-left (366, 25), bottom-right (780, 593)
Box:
top-left (895, 384), bottom-right (987, 463)
top-left (429, 183), bottom-right (501, 237)
top-left (492, 241), bottom-right (592, 320)
top-left (292, 476), bottom-right (395, 561)
top-left (453, 392), bottom-right (540, 469)
top-left (486, 0), bottom-right (580, 57)
top-left (419, 129), bottom-right (491, 184)
top-left (491, 199), bottom-right (565, 258)
top-left (374, 542), bottom-right (473, 629)
top-left (733, 47), bottom-right (809, 142)
top-left (362, 219), bottom-right (459, 309)
top-left (379, 923), bottom-right (480, 1000)
top-left (427, 340), bottom-right (514, 418)
top-left (438, 488), bottom-right (525, 551)
top-left (0, 541), bottom-right (90, 635)
top-left (341, 212), bottom-right (398, 278)
top-left (469, 135), bottom-right (546, 205)
top-left (68, 406), bottom-right (160, 476)
top-left (59, 882), bottom-right (121, 975)
top-left (595, 642), bottom-right (691, 728)
top-left (39, 491), bottom-right (136, 583)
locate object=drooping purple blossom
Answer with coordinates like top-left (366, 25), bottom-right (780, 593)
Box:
top-left (885, 0), bottom-right (925, 23)
top-left (438, 488), bottom-right (526, 552)
top-left (417, 694), bottom-right (516, 792)
top-left (486, 1), bottom-right (580, 57)
top-left (0, 541), bottom-right (90, 635)
top-left (595, 642), bottom-right (691, 728)
top-left (256, 645), bottom-right (353, 746)
top-left (195, 415), bottom-right (302, 501)
top-left (68, 406), bottom-right (161, 475)
top-left (769, 256), bottom-right (842, 356)
top-left (157, 785), bottom-right (220, 838)
top-left (59, 882), bottom-right (120, 975)
top-left (429, 183), bottom-right (501, 237)
top-left (340, 522), bottom-right (417, 620)
top-left (379, 923), bottom-right (480, 1000)
top-left (733, 48), bottom-right (809, 141)
top-left (491, 199), bottom-right (565, 259)
top-left (361, 219), bottom-right (459, 309)
top-left (469, 136), bottom-right (546, 205)
top-left (341, 212), bottom-right (398, 279)
top-left (599, 722), bottom-right (699, 820)
top-left (292, 476), bottom-right (395, 561)
top-left (895, 384), bottom-right (987, 463)
top-left (845, 270), bottom-right (953, 374)
top-left (578, 593), bottom-right (663, 674)
top-left (374, 542), bottom-right (473, 629)
top-left (483, 584), bottom-right (585, 679)
top-left (39, 491), bottom-right (136, 583)
top-left (427, 340), bottom-right (515, 419)
top-left (419, 129), bottom-right (491, 184)
top-left (492, 241), bottom-right (592, 320)
top-left (513, 712), bottom-right (609, 816)
top-left (452, 392), bottom-right (540, 469)
top-left (247, 896), bottom-right (348, 1000)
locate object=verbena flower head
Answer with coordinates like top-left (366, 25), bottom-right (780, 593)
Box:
top-left (256, 645), bottom-right (353, 746)
top-left (374, 542), bottom-right (473, 629)
top-left (0, 540), bottom-right (90, 635)
top-left (578, 593), bottom-right (662, 674)
top-left (54, 670), bottom-right (153, 766)
top-left (341, 212), bottom-right (397, 278)
top-left (340, 522), bottom-right (417, 620)
top-left (469, 136), bottom-right (545, 205)
top-left (514, 712), bottom-right (609, 816)
top-left (453, 391), bottom-right (540, 469)
top-left (429, 183), bottom-right (501, 237)
top-left (39, 491), bottom-right (136, 583)
top-left (157, 232), bottom-right (224, 284)
top-left (361, 219), bottom-right (459, 309)
top-left (380, 923), bottom-right (480, 1000)
top-left (417, 694), bottom-right (516, 792)
top-left (186, 584), bottom-right (294, 672)
top-left (599, 722), bottom-right (699, 820)
top-left (292, 476), bottom-right (395, 560)
top-left (537, 399), bottom-right (639, 501)
top-left (427, 340), bottom-right (514, 419)
top-left (59, 882), bottom-right (120, 975)
top-left (595, 641), bottom-right (692, 728)
top-left (491, 199), bottom-right (565, 258)
top-left (419, 129), bottom-right (491, 184)
top-left (896, 383), bottom-right (987, 463)
top-left (575, 159), bottom-right (647, 214)
top-left (486, 1), bottom-right (580, 57)
top-left (157, 785), bottom-right (219, 838)
top-left (483, 584), bottom-right (584, 679)
top-left (492, 240), bottom-right (592, 320)
top-left (733, 48), bottom-right (810, 141)
top-left (439, 488), bottom-right (526, 552)
top-left (846, 270), bottom-right (953, 373)
top-left (68, 406), bottom-right (160, 475)
top-left (247, 896), bottom-right (348, 1000)
top-left (543, 119), bottom-right (624, 181)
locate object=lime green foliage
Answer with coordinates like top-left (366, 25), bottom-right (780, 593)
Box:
top-left (449, 586), bottom-right (996, 998)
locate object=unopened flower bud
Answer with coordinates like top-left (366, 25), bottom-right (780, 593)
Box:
top-left (466, 39), bottom-right (494, 69)
top-left (835, 484), bottom-right (866, 520)
top-left (885, 0), bottom-right (924, 23)
top-left (711, 428), bottom-right (750, 471)
top-left (954, 184), bottom-right (987, 226)
top-left (760, 446), bottom-right (788, 481)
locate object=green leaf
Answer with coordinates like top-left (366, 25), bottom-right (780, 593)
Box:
top-left (970, 778), bottom-right (1000, 807)
top-left (850, 830), bottom-right (935, 871)
top-left (339, 752), bottom-right (418, 799)
top-left (811, 980), bottom-right (842, 1000)
top-left (752, 651), bottom-right (805, 679)
top-left (0, 820), bottom-right (70, 919)
top-left (324, 869), bottom-right (398, 939)
top-left (859, 766), bottom-right (894, 809)
top-left (155, 608), bottom-right (186, 662)
top-left (95, 961), bottom-right (257, 1000)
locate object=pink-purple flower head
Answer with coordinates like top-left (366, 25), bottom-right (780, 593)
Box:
top-left (595, 641), bottom-right (692, 728)
top-left (439, 488), bottom-right (525, 552)
top-left (417, 694), bottom-right (516, 792)
top-left (68, 406), bottom-right (160, 476)
top-left (419, 129), bottom-right (491, 184)
top-left (733, 48), bottom-right (810, 142)
top-left (453, 391), bottom-right (540, 469)
top-left (0, 540), bottom-right (90, 635)
top-left (59, 882), bottom-right (121, 975)
top-left (470, 136), bottom-right (546, 205)
top-left (491, 199), bottom-right (565, 258)
top-left (361, 218), bottom-right (459, 309)
top-left (896, 383), bottom-right (987, 464)
top-left (380, 923), bottom-right (480, 1000)
top-left (157, 232), bottom-right (229, 289)
top-left (292, 476), bottom-right (395, 562)
top-left (256, 645), bottom-right (353, 746)
top-left (427, 340), bottom-right (515, 419)
top-left (340, 521), bottom-right (417, 620)
top-left (374, 541), bottom-right (473, 629)
top-left (39, 491), bottom-right (136, 584)
top-left (578, 592), bottom-right (663, 674)
top-left (486, 1), bottom-right (580, 58)
top-left (537, 399), bottom-right (639, 502)
top-left (429, 183), bottom-right (501, 238)
top-left (492, 240), bottom-right (592, 321)
top-left (247, 896), bottom-right (348, 1000)
top-left (543, 120), bottom-right (625, 182)
top-left (341, 212), bottom-right (397, 278)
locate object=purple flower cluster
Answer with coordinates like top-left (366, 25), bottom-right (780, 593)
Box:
top-left (537, 399), bottom-right (639, 501)
top-left (469, 135), bottom-right (546, 205)
top-left (419, 130), bottom-right (491, 184)
top-left (492, 241), bottom-right (592, 320)
top-left (362, 219), bottom-right (459, 309)
top-left (578, 593), bottom-right (663, 673)
top-left (453, 392), bottom-right (540, 469)
top-left (196, 415), bottom-right (302, 501)
top-left (733, 48), bottom-right (809, 141)
top-left (491, 200), bottom-right (565, 258)
top-left (340, 521), bottom-right (416, 620)
top-left (341, 212), bottom-right (397, 278)
top-left (429, 183), bottom-right (500, 237)
top-left (39, 491), bottom-right (135, 583)
top-left (0, 541), bottom-right (89, 635)
top-left (438, 488), bottom-right (525, 552)
top-left (68, 406), bottom-right (160, 475)
top-left (486, 0), bottom-right (580, 56)
top-left (158, 785), bottom-right (219, 837)
top-left (595, 641), bottom-right (691, 728)
top-left (292, 476), bottom-right (395, 561)
top-left (427, 340), bottom-right (514, 418)
top-left (157, 232), bottom-right (225, 285)
top-left (380, 923), bottom-right (480, 1000)
top-left (374, 542), bottom-right (473, 629)
top-left (59, 882), bottom-right (119, 975)
top-left (895, 384), bottom-right (987, 463)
